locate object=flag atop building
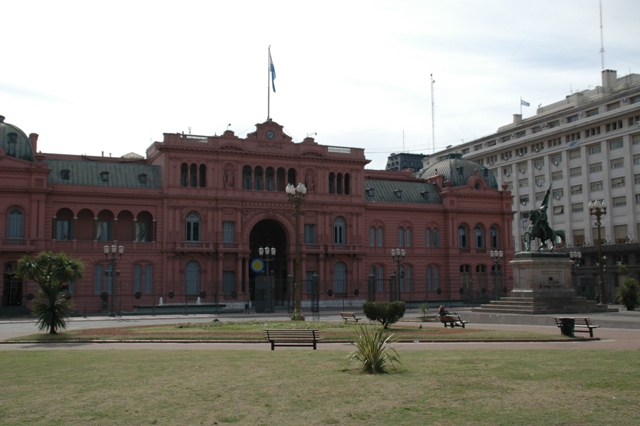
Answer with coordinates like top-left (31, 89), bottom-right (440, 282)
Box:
top-left (269, 47), bottom-right (276, 92)
top-left (521, 99), bottom-right (530, 107)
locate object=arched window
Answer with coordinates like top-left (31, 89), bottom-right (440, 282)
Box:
top-left (7, 209), bottom-right (24, 242)
top-left (186, 211), bottom-right (201, 242)
top-left (133, 264), bottom-right (142, 293)
top-left (460, 264), bottom-right (471, 293)
top-left (184, 261), bottom-right (201, 294)
top-left (405, 228), bottom-right (412, 247)
top-left (490, 226), bottom-right (499, 249)
top-left (266, 167), bottom-right (275, 191)
top-left (425, 228), bottom-right (431, 247)
top-left (433, 229), bottom-right (440, 247)
top-left (334, 217), bottom-right (346, 244)
top-left (377, 265), bottom-right (384, 291)
top-left (434, 266), bottom-right (440, 289)
top-left (377, 227), bottom-right (383, 247)
top-left (475, 225), bottom-right (485, 248)
top-left (334, 262), bottom-right (347, 294)
top-left (329, 173), bottom-right (335, 194)
top-left (134, 264), bottom-right (154, 294)
top-left (254, 166), bottom-right (264, 190)
top-left (180, 163), bottom-right (188, 187)
top-left (199, 164), bottom-right (207, 188)
top-left (144, 265), bottom-right (153, 294)
top-left (458, 225), bottom-right (468, 248)
top-left (400, 265), bottom-right (412, 291)
top-left (426, 266), bottom-right (432, 290)
top-left (277, 167), bottom-right (286, 191)
top-left (94, 264), bottom-right (104, 294)
top-left (344, 173), bottom-right (351, 195)
top-left (397, 227), bottom-right (404, 246)
top-left (369, 226), bottom-right (376, 246)
top-left (190, 163), bottom-right (197, 187)
top-left (106, 264), bottom-right (114, 294)
top-left (242, 166), bottom-right (252, 190)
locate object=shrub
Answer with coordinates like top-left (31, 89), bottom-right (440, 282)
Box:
top-left (346, 325), bottom-right (401, 374)
top-left (362, 301), bottom-right (406, 329)
top-left (419, 302), bottom-right (429, 320)
top-left (616, 278), bottom-right (640, 311)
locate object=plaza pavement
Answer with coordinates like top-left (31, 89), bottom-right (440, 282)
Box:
top-left (1, 306), bottom-right (639, 351)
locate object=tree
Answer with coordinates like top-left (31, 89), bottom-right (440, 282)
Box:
top-left (616, 277), bottom-right (640, 311)
top-left (362, 301), bottom-right (406, 329)
top-left (16, 251), bottom-right (85, 334)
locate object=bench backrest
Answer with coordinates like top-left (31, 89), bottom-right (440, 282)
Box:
top-left (264, 329), bottom-right (319, 339)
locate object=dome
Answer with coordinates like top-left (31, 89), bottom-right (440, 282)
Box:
top-left (417, 153), bottom-right (498, 189)
top-left (0, 115), bottom-right (35, 161)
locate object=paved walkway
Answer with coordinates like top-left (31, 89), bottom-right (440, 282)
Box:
top-left (2, 306), bottom-right (640, 351)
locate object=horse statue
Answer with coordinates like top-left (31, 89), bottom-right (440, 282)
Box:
top-left (522, 185), bottom-right (566, 251)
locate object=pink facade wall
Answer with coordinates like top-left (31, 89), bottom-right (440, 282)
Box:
top-left (1, 120), bottom-right (514, 313)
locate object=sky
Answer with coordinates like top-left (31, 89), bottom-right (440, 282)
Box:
top-left (1, 0), bottom-right (638, 170)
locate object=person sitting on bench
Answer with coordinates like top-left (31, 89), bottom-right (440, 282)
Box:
top-left (438, 306), bottom-right (456, 322)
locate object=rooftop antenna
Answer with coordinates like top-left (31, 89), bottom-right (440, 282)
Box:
top-left (430, 74), bottom-right (436, 154)
top-left (188, 126), bottom-right (191, 134)
top-left (599, 0), bottom-right (605, 71)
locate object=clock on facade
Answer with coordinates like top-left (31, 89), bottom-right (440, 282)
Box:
top-left (266, 130), bottom-right (275, 140)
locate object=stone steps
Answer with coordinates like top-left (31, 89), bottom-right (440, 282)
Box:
top-left (473, 296), bottom-right (617, 314)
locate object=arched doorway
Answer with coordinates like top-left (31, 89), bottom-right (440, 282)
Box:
top-left (249, 219), bottom-right (287, 310)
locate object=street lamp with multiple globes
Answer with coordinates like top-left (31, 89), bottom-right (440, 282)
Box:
top-left (103, 244), bottom-right (124, 317)
top-left (286, 182), bottom-right (307, 320)
top-left (569, 251), bottom-right (582, 289)
top-left (490, 250), bottom-right (503, 299)
top-left (391, 248), bottom-right (405, 301)
top-left (258, 246), bottom-right (276, 276)
top-left (588, 199), bottom-right (607, 304)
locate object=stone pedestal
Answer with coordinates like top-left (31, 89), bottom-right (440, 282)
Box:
top-left (474, 252), bottom-right (617, 314)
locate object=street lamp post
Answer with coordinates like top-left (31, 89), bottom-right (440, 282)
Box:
top-left (391, 248), bottom-right (405, 302)
top-left (286, 182), bottom-right (307, 320)
top-left (588, 200), bottom-right (607, 304)
top-left (259, 246), bottom-right (276, 277)
top-left (490, 250), bottom-right (503, 299)
top-left (104, 244), bottom-right (124, 317)
top-left (569, 251), bottom-right (582, 290)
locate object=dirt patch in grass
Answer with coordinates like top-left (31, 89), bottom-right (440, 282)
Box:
top-left (9, 320), bottom-right (567, 343)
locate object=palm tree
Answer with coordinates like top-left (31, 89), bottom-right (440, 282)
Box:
top-left (16, 251), bottom-right (85, 334)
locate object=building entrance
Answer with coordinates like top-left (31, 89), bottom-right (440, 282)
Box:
top-left (249, 220), bottom-right (288, 309)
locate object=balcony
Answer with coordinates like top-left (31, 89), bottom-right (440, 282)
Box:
top-left (0, 238), bottom-right (36, 252)
top-left (174, 241), bottom-right (216, 254)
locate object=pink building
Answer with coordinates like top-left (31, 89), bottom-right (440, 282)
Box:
top-left (1, 115), bottom-right (514, 314)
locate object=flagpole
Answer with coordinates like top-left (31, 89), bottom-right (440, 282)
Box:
top-left (267, 46), bottom-right (271, 121)
top-left (520, 97), bottom-right (522, 116)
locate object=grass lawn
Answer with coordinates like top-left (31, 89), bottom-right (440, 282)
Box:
top-left (1, 349), bottom-right (639, 425)
top-left (7, 320), bottom-right (570, 342)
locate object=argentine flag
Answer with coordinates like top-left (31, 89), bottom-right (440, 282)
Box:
top-left (269, 49), bottom-right (276, 92)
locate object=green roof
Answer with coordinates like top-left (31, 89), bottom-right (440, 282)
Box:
top-left (0, 117), bottom-right (34, 161)
top-left (418, 153), bottom-right (498, 189)
top-left (45, 158), bottom-right (162, 188)
top-left (364, 179), bottom-right (441, 204)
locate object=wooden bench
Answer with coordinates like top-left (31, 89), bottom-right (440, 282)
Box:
top-left (438, 314), bottom-right (467, 328)
top-left (554, 317), bottom-right (599, 337)
top-left (340, 312), bottom-right (362, 323)
top-left (263, 329), bottom-right (320, 350)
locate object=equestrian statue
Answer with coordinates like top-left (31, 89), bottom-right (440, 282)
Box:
top-left (522, 184), bottom-right (566, 251)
